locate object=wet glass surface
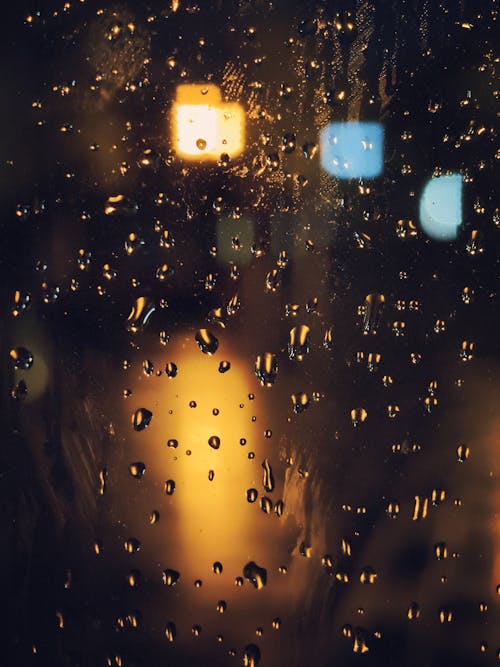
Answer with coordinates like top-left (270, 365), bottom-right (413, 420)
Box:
top-left (1, 1), bottom-right (498, 666)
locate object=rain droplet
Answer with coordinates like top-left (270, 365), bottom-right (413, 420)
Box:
top-left (165, 621), bottom-right (176, 642)
top-left (208, 435), bottom-right (221, 450)
top-left (9, 347), bottom-right (33, 370)
top-left (165, 480), bottom-right (176, 495)
top-left (261, 459), bottom-right (275, 492)
top-left (247, 488), bottom-right (258, 503)
top-left (261, 497), bottom-right (273, 513)
top-left (243, 643), bottom-right (261, 666)
top-left (219, 360), bottom-right (231, 373)
top-left (165, 362), bottom-right (178, 378)
top-left (359, 566), bottom-right (378, 584)
top-left (243, 562), bottom-right (267, 589)
top-left (274, 500), bottom-right (284, 517)
top-left (350, 407), bottom-right (367, 427)
top-left (363, 293), bottom-right (385, 335)
top-left (162, 569), bottom-right (180, 586)
top-left (291, 392), bottom-right (310, 413)
top-left (126, 296), bottom-right (155, 334)
top-left (288, 325), bottom-right (310, 360)
top-left (124, 538), bottom-right (141, 554)
top-left (255, 353), bottom-right (278, 386)
top-left (195, 329), bottom-right (219, 355)
top-left (132, 408), bottom-right (152, 432)
top-left (129, 462), bottom-right (146, 479)
top-left (457, 444), bottom-right (470, 462)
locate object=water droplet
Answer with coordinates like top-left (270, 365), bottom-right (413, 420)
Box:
top-left (127, 569), bottom-right (141, 587)
top-left (216, 600), bottom-right (227, 613)
top-left (243, 561), bottom-right (267, 589)
top-left (98, 468), bottom-right (107, 495)
top-left (208, 435), bottom-right (221, 449)
top-left (243, 644), bottom-right (261, 666)
top-left (143, 359), bottom-right (154, 376)
top-left (260, 498), bottom-right (273, 514)
top-left (407, 601), bottom-right (420, 620)
top-left (457, 444), bottom-right (470, 462)
top-left (132, 408), bottom-right (152, 432)
top-left (386, 501), bottom-right (400, 518)
top-left (261, 459), bottom-right (274, 492)
top-left (124, 232), bottom-right (145, 255)
top-left (124, 538), bottom-right (141, 554)
top-left (213, 561), bottom-right (223, 574)
top-left (291, 392), bottom-right (310, 413)
top-left (438, 607), bottom-right (453, 624)
top-left (359, 566), bottom-right (378, 584)
top-left (196, 138), bottom-right (207, 151)
top-left (9, 347), bottom-right (33, 370)
top-left (12, 290), bottom-right (31, 317)
top-left (195, 329), bottom-right (219, 354)
top-left (165, 621), bottom-right (176, 642)
top-left (165, 480), bottom-right (176, 495)
top-left (247, 488), bottom-right (258, 503)
top-left (266, 269), bottom-right (281, 291)
top-left (126, 296), bottom-right (155, 334)
top-left (162, 569), bottom-right (180, 586)
top-left (165, 362), bottom-right (178, 378)
top-left (156, 263), bottom-right (171, 281)
top-left (255, 353), bottom-right (278, 386)
top-left (363, 293), bottom-right (385, 335)
top-left (350, 407), bottom-right (367, 427)
top-left (288, 325), bottom-right (310, 360)
top-left (129, 462), bottom-right (146, 479)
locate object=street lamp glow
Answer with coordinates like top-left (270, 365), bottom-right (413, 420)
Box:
top-left (172, 84), bottom-right (245, 160)
top-left (419, 174), bottom-right (463, 241)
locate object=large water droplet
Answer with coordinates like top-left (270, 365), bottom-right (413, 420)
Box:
top-left (165, 480), bottom-right (176, 495)
top-left (363, 293), bottom-right (385, 335)
top-left (208, 435), bottom-right (221, 449)
top-left (288, 325), bottom-right (310, 360)
top-left (126, 297), bottom-right (155, 334)
top-left (132, 408), bottom-right (152, 432)
top-left (165, 621), bottom-right (176, 642)
top-left (195, 329), bottom-right (219, 355)
top-left (129, 462), bottom-right (146, 479)
top-left (243, 561), bottom-right (267, 589)
top-left (243, 644), bottom-right (261, 666)
top-left (255, 353), bottom-right (278, 386)
top-left (124, 538), bottom-right (141, 553)
top-left (162, 569), bottom-right (180, 586)
top-left (291, 392), bottom-right (310, 413)
top-left (9, 347), bottom-right (34, 370)
top-left (261, 459), bottom-right (275, 492)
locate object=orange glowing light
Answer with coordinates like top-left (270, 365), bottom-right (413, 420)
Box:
top-left (172, 84), bottom-right (245, 160)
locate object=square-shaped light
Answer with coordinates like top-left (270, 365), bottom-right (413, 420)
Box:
top-left (320, 122), bottom-right (384, 178)
top-left (172, 84), bottom-right (244, 161)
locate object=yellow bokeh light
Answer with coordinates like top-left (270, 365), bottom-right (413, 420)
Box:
top-left (172, 84), bottom-right (245, 160)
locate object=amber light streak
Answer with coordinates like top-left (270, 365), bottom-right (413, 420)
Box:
top-left (171, 84), bottom-right (245, 160)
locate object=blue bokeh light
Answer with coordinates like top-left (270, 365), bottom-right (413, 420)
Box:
top-left (419, 174), bottom-right (463, 241)
top-left (320, 122), bottom-right (384, 179)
